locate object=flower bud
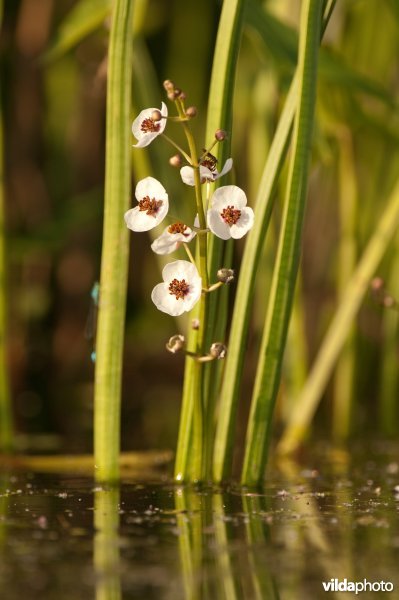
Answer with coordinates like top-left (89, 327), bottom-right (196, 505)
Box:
top-left (173, 88), bottom-right (182, 99)
top-left (163, 79), bottom-right (174, 91)
top-left (209, 342), bottom-right (227, 360)
top-left (191, 318), bottom-right (200, 330)
top-left (217, 268), bottom-right (235, 284)
top-left (371, 277), bottom-right (384, 292)
top-left (151, 109), bottom-right (162, 122)
top-left (178, 91), bottom-right (186, 100)
top-left (169, 154), bottom-right (182, 167)
top-left (215, 129), bottom-right (228, 141)
top-left (166, 334), bottom-right (185, 354)
top-left (186, 106), bottom-right (197, 118)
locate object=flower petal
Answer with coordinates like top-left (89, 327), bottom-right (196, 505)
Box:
top-left (135, 176), bottom-right (167, 201)
top-left (151, 283), bottom-right (187, 316)
top-left (131, 102), bottom-right (168, 147)
top-left (210, 185), bottom-right (247, 210)
top-left (230, 207), bottom-right (254, 239)
top-left (180, 166), bottom-right (195, 186)
top-left (162, 260), bottom-right (199, 283)
top-left (216, 157), bottom-right (233, 179)
top-left (207, 209), bottom-right (232, 240)
top-left (124, 207), bottom-right (164, 232)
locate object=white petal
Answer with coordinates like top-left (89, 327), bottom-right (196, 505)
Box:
top-left (207, 209), bottom-right (231, 240)
top-left (133, 132), bottom-right (158, 148)
top-left (135, 176), bottom-right (167, 201)
top-left (230, 207), bottom-right (254, 239)
top-left (215, 158), bottom-right (233, 179)
top-left (131, 103), bottom-right (167, 147)
top-left (151, 230), bottom-right (178, 255)
top-left (162, 260), bottom-right (200, 283)
top-left (124, 207), bottom-right (162, 232)
top-left (180, 166), bottom-right (195, 186)
top-left (151, 283), bottom-right (187, 316)
top-left (180, 165), bottom-right (214, 185)
top-left (211, 185), bottom-right (247, 211)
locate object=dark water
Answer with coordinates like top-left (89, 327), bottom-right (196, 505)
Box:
top-left (1, 442), bottom-right (399, 599)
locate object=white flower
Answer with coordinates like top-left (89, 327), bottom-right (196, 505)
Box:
top-left (180, 156), bottom-right (233, 186)
top-left (124, 177), bottom-right (168, 232)
top-left (207, 185), bottom-right (254, 240)
top-left (151, 222), bottom-right (196, 255)
top-left (132, 102), bottom-right (168, 148)
top-left (151, 260), bottom-right (202, 316)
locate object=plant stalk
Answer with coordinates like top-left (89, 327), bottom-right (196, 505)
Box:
top-left (94, 0), bottom-right (133, 482)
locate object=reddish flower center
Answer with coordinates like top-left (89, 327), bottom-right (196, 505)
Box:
top-left (168, 222), bottom-right (188, 235)
top-left (221, 205), bottom-right (241, 225)
top-left (138, 196), bottom-right (163, 217)
top-left (169, 278), bottom-right (190, 300)
top-left (200, 150), bottom-right (218, 173)
top-left (140, 118), bottom-right (161, 133)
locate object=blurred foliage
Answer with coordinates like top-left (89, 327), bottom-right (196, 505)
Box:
top-left (0, 0), bottom-right (399, 456)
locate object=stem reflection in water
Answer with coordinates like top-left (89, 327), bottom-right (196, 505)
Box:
top-left (94, 487), bottom-right (121, 600)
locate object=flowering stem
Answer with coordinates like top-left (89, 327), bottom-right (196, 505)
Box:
top-left (178, 112), bottom-right (209, 482)
top-left (183, 243), bottom-right (196, 267)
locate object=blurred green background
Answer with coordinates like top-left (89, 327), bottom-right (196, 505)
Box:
top-left (1, 0), bottom-right (399, 456)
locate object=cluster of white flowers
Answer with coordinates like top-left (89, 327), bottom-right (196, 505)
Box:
top-left (125, 98), bottom-right (254, 317)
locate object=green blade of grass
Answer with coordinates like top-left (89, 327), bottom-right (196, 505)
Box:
top-left (94, 0), bottom-right (133, 482)
top-left (212, 1), bottom-right (334, 483)
top-left (246, 0), bottom-right (397, 108)
top-left (241, 0), bottom-right (323, 487)
top-left (42, 0), bottom-right (111, 63)
top-left (278, 176), bottom-right (399, 455)
top-left (0, 78), bottom-right (13, 452)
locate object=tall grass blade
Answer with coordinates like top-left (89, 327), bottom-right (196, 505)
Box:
top-left (213, 1), bottom-right (333, 483)
top-left (241, 0), bottom-right (323, 486)
top-left (0, 87), bottom-right (13, 452)
top-left (379, 246), bottom-right (399, 435)
top-left (279, 176), bottom-right (399, 455)
top-left (246, 0), bottom-right (396, 108)
top-left (94, 0), bottom-right (133, 482)
top-left (42, 0), bottom-right (111, 63)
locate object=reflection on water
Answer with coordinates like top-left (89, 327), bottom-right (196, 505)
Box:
top-left (0, 442), bottom-right (399, 599)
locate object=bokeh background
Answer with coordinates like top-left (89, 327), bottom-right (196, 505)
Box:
top-left (1, 0), bottom-right (399, 456)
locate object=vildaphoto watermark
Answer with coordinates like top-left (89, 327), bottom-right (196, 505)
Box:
top-left (322, 579), bottom-right (394, 594)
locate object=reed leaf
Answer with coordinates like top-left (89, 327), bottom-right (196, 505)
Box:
top-left (212, 1), bottom-right (334, 483)
top-left (246, 0), bottom-right (397, 108)
top-left (241, 0), bottom-right (323, 486)
top-left (94, 0), bottom-right (133, 482)
top-left (42, 0), bottom-right (111, 63)
top-left (0, 82), bottom-right (13, 452)
top-left (279, 176), bottom-right (399, 455)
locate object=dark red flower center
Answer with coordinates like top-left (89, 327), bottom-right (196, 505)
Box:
top-left (169, 278), bottom-right (190, 300)
top-left (221, 205), bottom-right (241, 225)
top-left (168, 222), bottom-right (188, 235)
top-left (140, 118), bottom-right (161, 133)
top-left (138, 196), bottom-right (163, 217)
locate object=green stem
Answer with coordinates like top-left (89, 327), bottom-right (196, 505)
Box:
top-left (181, 118), bottom-right (208, 482)
top-left (0, 91), bottom-right (13, 452)
top-left (94, 0), bottom-right (133, 482)
top-left (279, 176), bottom-right (399, 455)
top-left (241, 0), bottom-right (323, 486)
